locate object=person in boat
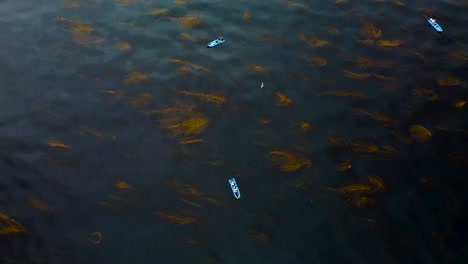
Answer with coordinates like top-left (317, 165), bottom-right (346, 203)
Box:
top-left (218, 36), bottom-right (223, 41)
top-left (233, 187), bottom-right (238, 193)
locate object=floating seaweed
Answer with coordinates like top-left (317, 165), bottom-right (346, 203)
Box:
top-left (323, 26), bottom-right (340, 34)
top-left (354, 37), bottom-right (375, 46)
top-left (438, 74), bottom-right (461, 86)
top-left (47, 140), bottom-right (72, 149)
top-left (447, 52), bottom-right (468, 62)
top-left (123, 72), bottom-right (148, 85)
top-left (300, 54), bottom-right (328, 67)
top-left (131, 93), bottom-right (153, 108)
top-left (178, 16), bottom-right (203, 29)
top-left (180, 198), bottom-right (204, 208)
top-left (357, 57), bottom-right (374, 69)
top-left (177, 65), bottom-right (192, 75)
top-left (392, 130), bottom-right (413, 144)
top-left (353, 108), bottom-right (399, 127)
top-left (177, 237), bottom-right (199, 245)
top-left (113, 180), bottom-right (135, 191)
top-left (342, 70), bottom-right (371, 79)
top-left (299, 33), bottom-right (330, 48)
top-left (166, 180), bottom-right (206, 199)
top-left (81, 126), bottom-right (104, 138)
top-left (113, 40), bottom-right (131, 51)
top-left (328, 136), bottom-right (346, 146)
top-left (101, 89), bottom-right (126, 99)
top-left (338, 184), bottom-right (372, 193)
top-left (160, 111), bottom-right (210, 137)
top-left (454, 100), bottom-right (466, 108)
top-left (56, 16), bottom-right (103, 44)
top-left (275, 92), bottom-right (293, 106)
top-left (368, 174), bottom-right (386, 191)
top-left (148, 8), bottom-right (170, 16)
top-left (360, 19), bottom-right (382, 39)
top-left (372, 73), bottom-right (395, 81)
top-left (170, 59), bottom-right (211, 73)
top-left (28, 199), bottom-right (54, 212)
top-left (267, 150), bottom-right (311, 172)
top-left (178, 137), bottom-right (204, 144)
top-left (63, 0), bottom-right (80, 8)
top-left (378, 39), bottom-right (402, 47)
top-left (411, 87), bottom-right (439, 101)
top-left (291, 121), bottom-right (314, 133)
top-left (258, 117), bottom-right (272, 125)
top-left (178, 90), bottom-right (226, 105)
top-left (409, 125), bottom-right (432, 142)
top-left (242, 11), bottom-right (252, 21)
top-left (336, 160), bottom-right (352, 172)
top-left (347, 140), bottom-right (379, 153)
top-left (379, 145), bottom-right (399, 156)
top-left (146, 101), bottom-right (198, 115)
top-left (96, 201), bottom-right (119, 210)
top-left (245, 64), bottom-right (269, 73)
top-left (154, 211), bottom-right (196, 225)
top-left (178, 33), bottom-right (193, 40)
top-left (0, 214), bottom-right (26, 234)
top-left (336, 175), bottom-right (385, 208)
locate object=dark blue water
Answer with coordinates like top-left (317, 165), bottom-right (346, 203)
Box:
top-left (1, 0), bottom-right (467, 263)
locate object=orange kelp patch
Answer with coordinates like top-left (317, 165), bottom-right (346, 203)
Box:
top-left (28, 199), bottom-right (54, 212)
top-left (378, 39), bottom-right (402, 47)
top-left (178, 16), bottom-right (204, 28)
top-left (245, 64), bottom-right (269, 73)
top-left (47, 140), bottom-right (72, 149)
top-left (336, 160), bottom-right (352, 171)
top-left (242, 11), bottom-right (252, 21)
top-left (113, 40), bottom-right (131, 51)
top-left (123, 72), bottom-right (148, 85)
top-left (148, 8), bottom-right (170, 16)
top-left (56, 16), bottom-right (102, 44)
top-left (299, 33), bottom-right (330, 48)
top-left (154, 211), bottom-right (196, 225)
top-left (438, 74), bottom-right (461, 86)
top-left (170, 59), bottom-right (211, 73)
top-left (0, 214), bottom-right (26, 234)
top-left (409, 125), bottom-right (432, 142)
top-left (131, 93), bottom-right (153, 108)
top-left (178, 90), bottom-right (226, 105)
top-left (347, 140), bottom-right (379, 153)
top-left (342, 70), bottom-right (370, 79)
top-left (267, 150), bottom-right (311, 172)
top-left (160, 112), bottom-right (210, 137)
top-left (454, 100), bottom-right (466, 108)
top-left (275, 92), bottom-right (293, 106)
top-left (113, 180), bottom-right (135, 191)
top-left (360, 19), bottom-right (382, 38)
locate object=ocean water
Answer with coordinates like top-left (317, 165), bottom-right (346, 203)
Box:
top-left (0, 0), bottom-right (467, 263)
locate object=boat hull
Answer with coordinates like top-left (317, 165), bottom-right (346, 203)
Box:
top-left (427, 19), bottom-right (443, 33)
top-left (228, 178), bottom-right (241, 199)
top-left (207, 39), bottom-right (226, 48)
